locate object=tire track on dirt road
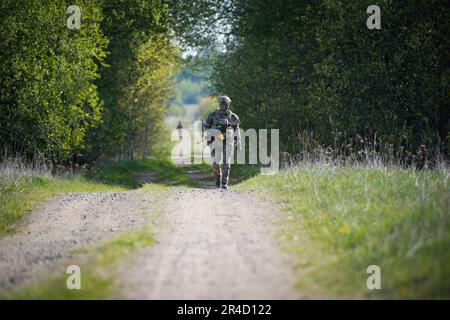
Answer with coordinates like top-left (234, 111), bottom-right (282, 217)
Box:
top-left (0, 169), bottom-right (299, 299)
top-left (120, 170), bottom-right (299, 299)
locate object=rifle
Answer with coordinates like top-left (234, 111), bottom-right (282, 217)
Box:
top-left (197, 120), bottom-right (242, 151)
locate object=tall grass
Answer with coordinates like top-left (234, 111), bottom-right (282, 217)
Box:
top-left (285, 130), bottom-right (445, 169)
top-left (0, 157), bottom-right (52, 186)
top-left (240, 132), bottom-right (450, 299)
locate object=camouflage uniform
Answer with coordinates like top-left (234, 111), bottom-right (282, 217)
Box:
top-left (205, 96), bottom-right (240, 189)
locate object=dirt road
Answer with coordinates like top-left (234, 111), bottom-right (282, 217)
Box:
top-left (0, 192), bottom-right (151, 294)
top-left (121, 187), bottom-right (298, 299)
top-left (0, 169), bottom-right (299, 299)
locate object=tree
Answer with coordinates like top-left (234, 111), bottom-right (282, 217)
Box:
top-left (211, 0), bottom-right (450, 163)
top-left (0, 0), bottom-right (107, 164)
top-left (86, 0), bottom-right (180, 161)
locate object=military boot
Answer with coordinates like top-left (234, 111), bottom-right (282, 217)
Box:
top-left (221, 164), bottom-right (230, 189)
top-left (215, 175), bottom-right (221, 188)
top-left (212, 163), bottom-right (222, 188)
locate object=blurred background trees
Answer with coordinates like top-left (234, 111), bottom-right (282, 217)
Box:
top-left (1, 0), bottom-right (448, 166)
top-left (88, 0), bottom-right (180, 161)
top-left (0, 0), bottom-right (182, 165)
top-left (210, 0), bottom-right (450, 165)
top-left (0, 0), bottom-right (107, 164)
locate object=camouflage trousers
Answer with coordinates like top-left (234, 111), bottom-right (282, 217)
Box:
top-left (211, 140), bottom-right (233, 187)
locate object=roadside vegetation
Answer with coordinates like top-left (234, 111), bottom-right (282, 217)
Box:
top-left (0, 157), bottom-right (197, 236)
top-left (2, 0), bottom-right (448, 301)
top-left (4, 227), bottom-right (156, 299)
top-left (238, 161), bottom-right (450, 299)
top-left (0, 158), bottom-right (193, 299)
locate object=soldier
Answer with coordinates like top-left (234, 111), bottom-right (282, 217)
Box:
top-left (176, 121), bottom-right (183, 140)
top-left (176, 121), bottom-right (183, 157)
top-left (205, 96), bottom-right (241, 189)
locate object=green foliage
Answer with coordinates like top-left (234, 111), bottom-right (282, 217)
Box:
top-left (177, 79), bottom-right (204, 104)
top-left (198, 96), bottom-right (217, 120)
top-left (167, 103), bottom-right (185, 118)
top-left (239, 165), bottom-right (450, 298)
top-left (0, 0), bottom-right (108, 163)
top-left (82, 1), bottom-right (181, 161)
top-left (4, 270), bottom-right (113, 300)
top-left (211, 0), bottom-right (450, 164)
top-left (0, 1), bottom-right (182, 164)
top-left (166, 66), bottom-right (213, 126)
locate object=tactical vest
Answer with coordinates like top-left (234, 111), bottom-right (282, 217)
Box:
top-left (207, 110), bottom-right (240, 133)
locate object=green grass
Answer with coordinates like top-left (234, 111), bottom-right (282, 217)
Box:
top-left (0, 157), bottom-right (196, 236)
top-left (3, 183), bottom-right (168, 299)
top-left (4, 155), bottom-right (448, 299)
top-left (230, 164), bottom-right (261, 183)
top-left (0, 156), bottom-right (196, 298)
top-left (0, 175), bottom-right (127, 235)
top-left (4, 228), bottom-right (156, 299)
top-left (87, 157), bottom-right (199, 188)
top-left (238, 164), bottom-right (450, 299)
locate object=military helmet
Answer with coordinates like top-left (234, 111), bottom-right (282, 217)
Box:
top-left (219, 96), bottom-right (232, 107)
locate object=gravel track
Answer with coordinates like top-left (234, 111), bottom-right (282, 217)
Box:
top-left (0, 192), bottom-right (150, 294)
top-left (120, 182), bottom-right (298, 299)
top-left (0, 169), bottom-right (298, 299)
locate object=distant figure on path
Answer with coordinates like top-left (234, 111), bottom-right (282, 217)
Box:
top-left (177, 121), bottom-right (183, 140)
top-left (177, 121), bottom-right (183, 157)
